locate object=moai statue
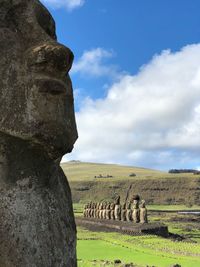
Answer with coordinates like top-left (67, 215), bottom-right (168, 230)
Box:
top-left (83, 204), bottom-right (87, 217)
top-left (93, 202), bottom-right (97, 218)
top-left (105, 202), bottom-right (108, 219)
top-left (94, 202), bottom-right (97, 218)
top-left (91, 202), bottom-right (94, 218)
top-left (110, 202), bottom-right (115, 220)
top-left (114, 195), bottom-right (121, 220)
top-left (132, 200), bottom-right (140, 223)
top-left (106, 202), bottom-right (111, 220)
top-left (131, 194), bottom-right (140, 203)
top-left (98, 202), bottom-right (101, 218)
top-left (101, 202), bottom-right (104, 219)
top-left (103, 202), bottom-right (107, 219)
top-left (85, 203), bottom-right (89, 217)
top-left (121, 203), bottom-right (127, 221)
top-left (88, 202), bottom-right (93, 218)
top-left (96, 202), bottom-right (100, 219)
top-left (86, 203), bottom-right (90, 217)
top-left (140, 200), bottom-right (148, 224)
top-left (92, 202), bottom-right (96, 218)
top-left (99, 202), bottom-right (104, 219)
top-left (0, 1), bottom-right (78, 266)
top-left (115, 195), bottom-right (121, 205)
top-left (126, 202), bottom-right (132, 222)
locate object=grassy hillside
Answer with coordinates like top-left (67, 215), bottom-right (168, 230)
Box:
top-left (61, 161), bottom-right (198, 181)
top-left (62, 161), bottom-right (164, 181)
top-left (61, 161), bottom-right (200, 205)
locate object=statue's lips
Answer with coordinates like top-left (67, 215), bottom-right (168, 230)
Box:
top-left (35, 78), bottom-right (67, 95)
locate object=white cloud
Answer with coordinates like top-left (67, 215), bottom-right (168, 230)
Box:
top-left (71, 48), bottom-right (120, 78)
top-left (65, 44), bottom-right (200, 170)
top-left (41, 0), bottom-right (85, 10)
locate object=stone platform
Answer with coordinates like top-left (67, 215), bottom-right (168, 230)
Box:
top-left (76, 217), bottom-right (169, 237)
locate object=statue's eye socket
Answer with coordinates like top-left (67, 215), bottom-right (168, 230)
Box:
top-left (35, 5), bottom-right (57, 40)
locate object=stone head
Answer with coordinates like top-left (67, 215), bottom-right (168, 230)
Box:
top-left (133, 199), bottom-right (139, 209)
top-left (132, 195), bottom-right (140, 202)
top-left (0, 0), bottom-right (77, 160)
top-left (140, 200), bottom-right (146, 208)
top-left (128, 202), bottom-right (131, 209)
top-left (115, 195), bottom-right (120, 205)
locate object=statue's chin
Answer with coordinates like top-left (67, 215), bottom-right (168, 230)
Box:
top-left (31, 126), bottom-right (73, 160)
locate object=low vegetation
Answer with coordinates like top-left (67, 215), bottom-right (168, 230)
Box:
top-left (77, 227), bottom-right (200, 267)
top-left (74, 203), bottom-right (200, 266)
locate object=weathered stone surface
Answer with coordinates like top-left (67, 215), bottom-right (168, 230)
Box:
top-left (0, 0), bottom-right (78, 266)
top-left (140, 200), bottom-right (148, 224)
top-left (132, 200), bottom-right (140, 223)
top-left (76, 217), bottom-right (169, 238)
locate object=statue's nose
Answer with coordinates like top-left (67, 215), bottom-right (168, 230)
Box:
top-left (27, 42), bottom-right (74, 74)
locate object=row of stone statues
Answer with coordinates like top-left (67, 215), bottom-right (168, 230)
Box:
top-left (83, 196), bottom-right (148, 224)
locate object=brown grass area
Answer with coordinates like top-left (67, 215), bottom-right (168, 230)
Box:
top-left (61, 161), bottom-right (200, 205)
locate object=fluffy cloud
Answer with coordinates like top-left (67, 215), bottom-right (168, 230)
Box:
top-left (65, 44), bottom-right (200, 170)
top-left (72, 48), bottom-right (119, 78)
top-left (41, 0), bottom-right (85, 10)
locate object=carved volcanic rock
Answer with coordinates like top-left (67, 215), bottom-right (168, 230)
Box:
top-left (0, 0), bottom-right (78, 266)
top-left (76, 217), bottom-right (169, 238)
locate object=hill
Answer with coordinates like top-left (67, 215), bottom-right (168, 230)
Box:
top-left (61, 161), bottom-right (200, 205)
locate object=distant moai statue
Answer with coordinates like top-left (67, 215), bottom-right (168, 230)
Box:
top-left (92, 202), bottom-right (96, 218)
top-left (99, 202), bottom-right (104, 219)
top-left (106, 202), bottom-right (111, 220)
top-left (89, 202), bottom-right (93, 217)
top-left (97, 202), bottom-right (101, 218)
top-left (91, 202), bottom-right (95, 218)
top-left (86, 203), bottom-right (90, 217)
top-left (126, 202), bottom-right (132, 222)
top-left (121, 203), bottom-right (127, 221)
top-left (95, 202), bottom-right (99, 218)
top-left (110, 202), bottom-right (115, 220)
top-left (87, 202), bottom-right (91, 217)
top-left (140, 200), bottom-right (148, 224)
top-left (95, 202), bottom-right (98, 218)
top-left (0, 0), bottom-right (78, 266)
top-left (114, 195), bottom-right (121, 220)
top-left (87, 203), bottom-right (91, 217)
top-left (83, 204), bottom-right (87, 217)
top-left (103, 202), bottom-right (107, 219)
top-left (132, 195), bottom-right (140, 223)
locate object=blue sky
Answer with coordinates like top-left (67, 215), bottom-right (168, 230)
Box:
top-left (41, 0), bottom-right (200, 170)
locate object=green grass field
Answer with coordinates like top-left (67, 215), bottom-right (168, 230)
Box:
top-left (77, 227), bottom-right (200, 267)
top-left (74, 203), bottom-right (200, 266)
